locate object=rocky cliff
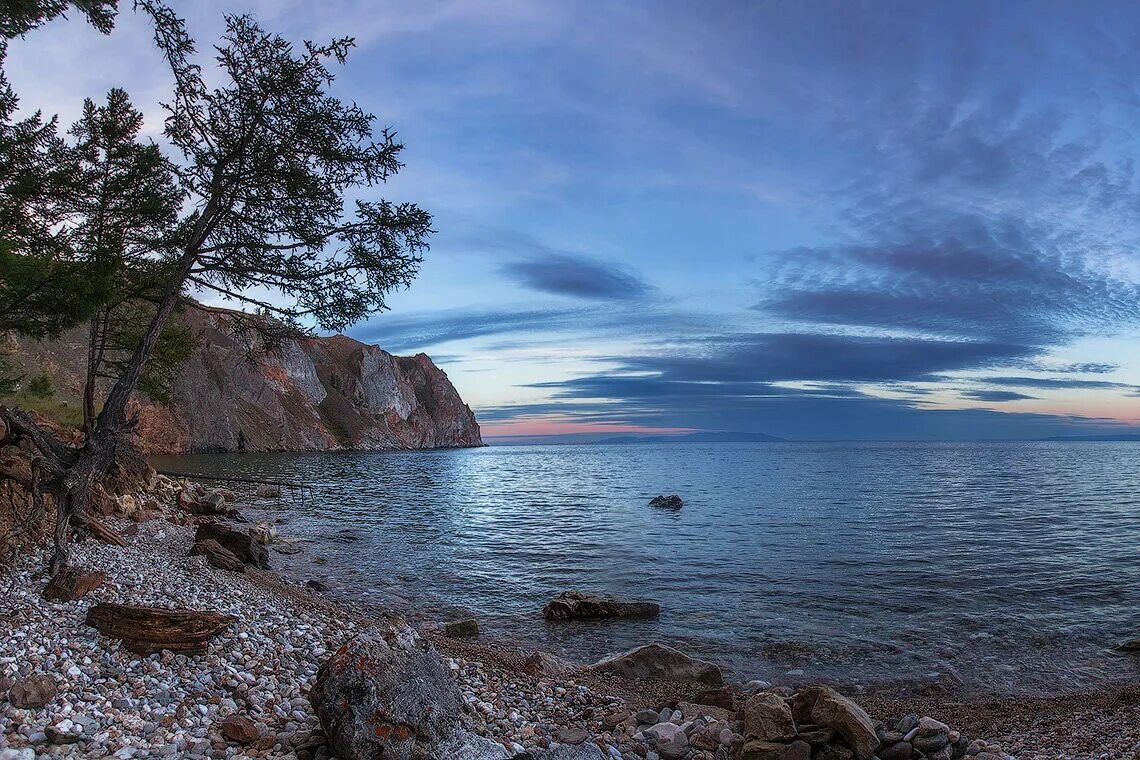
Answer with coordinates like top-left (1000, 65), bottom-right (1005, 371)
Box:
top-left (7, 307), bottom-right (482, 454)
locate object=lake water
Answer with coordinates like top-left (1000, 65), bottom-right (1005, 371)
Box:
top-left (152, 442), bottom-right (1140, 696)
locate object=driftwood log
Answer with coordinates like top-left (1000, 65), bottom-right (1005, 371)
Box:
top-left (85, 602), bottom-right (236, 654)
top-left (74, 515), bottom-right (127, 547)
top-left (189, 539), bottom-right (246, 573)
top-left (42, 566), bottom-right (107, 602)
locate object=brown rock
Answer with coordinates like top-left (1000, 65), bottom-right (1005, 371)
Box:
top-left (190, 539), bottom-right (246, 573)
top-left (782, 740), bottom-right (813, 760)
top-left (219, 715), bottom-right (260, 744)
top-left (542, 590), bottom-right (660, 621)
top-left (8, 674), bottom-right (57, 708)
top-left (879, 740), bottom-right (914, 760)
top-left (554, 727), bottom-right (590, 745)
top-left (690, 686), bottom-right (735, 710)
top-left (601, 708), bottom-right (631, 729)
top-left (442, 618), bottom-right (478, 637)
top-left (739, 691), bottom-right (797, 742)
top-left (85, 602), bottom-right (236, 655)
top-left (42, 566), bottom-right (107, 602)
top-left (809, 688), bottom-right (880, 760)
top-left (741, 740), bottom-right (792, 760)
top-left (588, 643), bottom-right (723, 685)
top-left (522, 650), bottom-right (578, 677)
top-left (678, 701), bottom-right (734, 723)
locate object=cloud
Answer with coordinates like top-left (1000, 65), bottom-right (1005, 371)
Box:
top-left (976, 376), bottom-right (1139, 391)
top-left (352, 307), bottom-right (582, 352)
top-left (501, 253), bottom-right (650, 300)
top-left (960, 389), bottom-right (1038, 402)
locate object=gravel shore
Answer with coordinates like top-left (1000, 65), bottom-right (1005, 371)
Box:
top-left (1, 504), bottom-right (1138, 759)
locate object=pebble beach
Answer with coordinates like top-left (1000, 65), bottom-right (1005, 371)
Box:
top-left (1, 484), bottom-right (1139, 760)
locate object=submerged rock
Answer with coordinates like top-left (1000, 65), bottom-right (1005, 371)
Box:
top-left (648, 494), bottom-right (683, 509)
top-left (310, 623), bottom-right (464, 760)
top-left (589, 643), bottom-right (724, 685)
top-left (443, 618), bottom-right (479, 637)
top-left (542, 590), bottom-right (660, 621)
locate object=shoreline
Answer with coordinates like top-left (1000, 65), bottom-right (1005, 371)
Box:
top-left (0, 480), bottom-right (1137, 758)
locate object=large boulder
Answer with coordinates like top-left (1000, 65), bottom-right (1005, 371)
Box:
top-left (739, 691), bottom-right (796, 741)
top-left (588, 643), bottom-right (723, 686)
top-left (310, 623), bottom-right (464, 760)
top-left (798, 687), bottom-right (879, 760)
top-left (542, 591), bottom-right (660, 621)
top-left (194, 522), bottom-right (269, 568)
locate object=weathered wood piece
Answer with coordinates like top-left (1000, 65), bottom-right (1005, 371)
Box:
top-left (189, 539), bottom-right (246, 573)
top-left (42, 566), bottom-right (107, 602)
top-left (74, 515), bottom-right (127, 547)
top-left (84, 602), bottom-right (236, 654)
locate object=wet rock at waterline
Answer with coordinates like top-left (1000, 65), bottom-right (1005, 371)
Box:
top-left (542, 590), bottom-right (661, 621)
top-left (444, 617), bottom-right (480, 637)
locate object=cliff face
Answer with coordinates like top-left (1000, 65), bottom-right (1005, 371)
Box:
top-left (10, 308), bottom-right (483, 454)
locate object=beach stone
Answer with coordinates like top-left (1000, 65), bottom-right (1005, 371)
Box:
top-left (189, 539), bottom-right (246, 573)
top-left (678, 700), bottom-right (733, 723)
top-left (555, 727), bottom-right (590, 745)
top-left (42, 566), bottom-right (107, 602)
top-left (44, 725), bottom-right (81, 745)
top-left (879, 740), bottom-right (913, 760)
top-left (783, 741), bottom-right (813, 760)
top-left (913, 733), bottom-right (950, 754)
top-left (740, 740), bottom-right (791, 760)
top-left (543, 591), bottom-right (660, 621)
top-left (648, 494), bottom-right (683, 509)
top-left (635, 709), bottom-right (662, 725)
top-left (532, 745), bottom-right (608, 759)
top-left (656, 728), bottom-right (689, 759)
top-left (443, 618), bottom-right (479, 637)
top-left (434, 729), bottom-right (510, 758)
top-left (896, 715), bottom-right (919, 734)
top-left (219, 715), bottom-right (259, 744)
top-left (8, 674), bottom-right (57, 708)
top-left (738, 692), bottom-right (796, 741)
top-left (310, 624), bottom-right (463, 760)
top-left (523, 651), bottom-right (578, 677)
top-left (690, 686), bottom-right (735, 710)
top-left (803, 687), bottom-right (879, 760)
top-left (589, 643), bottom-right (723, 685)
top-left (194, 522), bottom-right (269, 568)
top-left (917, 717), bottom-right (951, 736)
top-left (797, 726), bottom-right (835, 745)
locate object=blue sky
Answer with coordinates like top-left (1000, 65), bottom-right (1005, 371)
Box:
top-left (10, 0), bottom-right (1140, 439)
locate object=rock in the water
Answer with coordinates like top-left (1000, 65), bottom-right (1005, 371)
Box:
top-left (194, 522), bottom-right (269, 568)
top-left (542, 591), bottom-right (660, 621)
top-left (443, 618), bottom-right (479, 637)
top-left (522, 650), bottom-right (578, 677)
top-left (218, 715), bottom-right (260, 744)
top-left (255, 484), bottom-right (283, 498)
top-left (42, 566), bottom-right (107, 602)
top-left (8, 674), bottom-right (57, 708)
top-left (649, 494), bottom-right (683, 509)
top-left (310, 623), bottom-right (463, 760)
top-left (1117, 638), bottom-right (1140, 652)
top-left (189, 539), bottom-right (246, 573)
top-left (589, 643), bottom-right (724, 685)
top-left (305, 579), bottom-right (329, 593)
top-left (84, 602), bottom-right (236, 655)
top-left (801, 687), bottom-right (880, 760)
top-left (739, 691), bottom-right (796, 741)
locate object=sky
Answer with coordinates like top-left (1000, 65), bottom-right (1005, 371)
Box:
top-left (8, 0), bottom-right (1140, 440)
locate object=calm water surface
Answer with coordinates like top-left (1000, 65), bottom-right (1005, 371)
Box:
top-left (153, 442), bottom-right (1140, 696)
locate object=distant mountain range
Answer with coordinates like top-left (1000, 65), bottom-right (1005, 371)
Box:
top-left (591, 431), bottom-right (786, 445)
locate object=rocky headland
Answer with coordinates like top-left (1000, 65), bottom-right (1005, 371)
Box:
top-left (2, 472), bottom-right (1138, 760)
top-left (6, 306), bottom-right (482, 454)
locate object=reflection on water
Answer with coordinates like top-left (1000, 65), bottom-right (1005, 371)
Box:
top-left (153, 441), bottom-right (1140, 695)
